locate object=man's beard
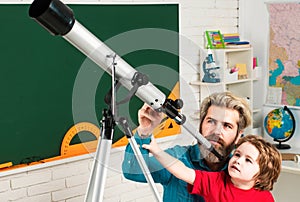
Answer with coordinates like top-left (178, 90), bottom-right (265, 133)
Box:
top-left (199, 134), bottom-right (236, 163)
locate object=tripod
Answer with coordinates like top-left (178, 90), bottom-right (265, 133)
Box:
top-left (84, 54), bottom-right (162, 202)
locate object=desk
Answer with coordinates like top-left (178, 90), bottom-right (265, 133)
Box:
top-left (281, 161), bottom-right (300, 174)
top-left (272, 148), bottom-right (300, 202)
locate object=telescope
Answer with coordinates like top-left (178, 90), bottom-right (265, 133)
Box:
top-left (29, 0), bottom-right (223, 201)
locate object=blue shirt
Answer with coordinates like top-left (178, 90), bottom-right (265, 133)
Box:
top-left (122, 133), bottom-right (227, 202)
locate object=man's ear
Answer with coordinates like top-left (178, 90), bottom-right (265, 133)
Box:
top-left (234, 130), bottom-right (243, 144)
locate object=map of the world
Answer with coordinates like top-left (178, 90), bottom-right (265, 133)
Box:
top-left (268, 3), bottom-right (300, 106)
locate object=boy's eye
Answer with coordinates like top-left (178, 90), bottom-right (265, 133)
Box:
top-left (234, 153), bottom-right (240, 157)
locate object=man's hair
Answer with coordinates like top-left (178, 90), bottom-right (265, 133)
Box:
top-left (199, 91), bottom-right (252, 133)
top-left (236, 135), bottom-right (282, 191)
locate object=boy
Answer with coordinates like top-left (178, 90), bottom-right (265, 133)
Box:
top-left (143, 135), bottom-right (282, 202)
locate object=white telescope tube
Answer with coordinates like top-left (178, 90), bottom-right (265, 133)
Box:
top-left (29, 0), bottom-right (165, 111)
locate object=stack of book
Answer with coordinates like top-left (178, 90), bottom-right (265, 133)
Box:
top-left (223, 33), bottom-right (240, 43)
top-left (223, 33), bottom-right (250, 48)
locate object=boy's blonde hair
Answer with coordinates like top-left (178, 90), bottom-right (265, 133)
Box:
top-left (236, 135), bottom-right (282, 191)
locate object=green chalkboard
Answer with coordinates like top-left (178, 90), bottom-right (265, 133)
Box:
top-left (0, 4), bottom-right (179, 167)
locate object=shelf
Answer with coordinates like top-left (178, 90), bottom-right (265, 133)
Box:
top-left (190, 78), bottom-right (253, 86)
top-left (213, 47), bottom-right (252, 52)
top-left (225, 78), bottom-right (252, 84)
top-left (189, 81), bottom-right (222, 86)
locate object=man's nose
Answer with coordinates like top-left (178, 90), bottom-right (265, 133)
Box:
top-left (214, 122), bottom-right (223, 135)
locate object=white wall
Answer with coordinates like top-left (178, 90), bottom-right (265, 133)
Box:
top-left (0, 0), bottom-right (239, 201)
top-left (238, 0), bottom-right (270, 133)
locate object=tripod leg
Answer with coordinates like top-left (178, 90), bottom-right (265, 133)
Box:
top-left (128, 137), bottom-right (162, 202)
top-left (85, 109), bottom-right (114, 202)
top-left (119, 117), bottom-right (162, 202)
top-left (85, 138), bottom-right (112, 202)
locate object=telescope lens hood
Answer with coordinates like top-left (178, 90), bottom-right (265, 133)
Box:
top-left (29, 0), bottom-right (75, 36)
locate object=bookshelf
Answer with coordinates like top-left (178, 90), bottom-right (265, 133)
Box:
top-left (190, 47), bottom-right (261, 135)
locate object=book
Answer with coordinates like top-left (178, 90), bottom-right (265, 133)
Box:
top-left (236, 63), bottom-right (248, 79)
top-left (225, 44), bottom-right (251, 49)
top-left (226, 41), bottom-right (250, 45)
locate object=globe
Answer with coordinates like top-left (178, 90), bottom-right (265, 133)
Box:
top-left (264, 106), bottom-right (296, 149)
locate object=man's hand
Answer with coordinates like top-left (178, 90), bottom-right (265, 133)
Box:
top-left (136, 103), bottom-right (163, 138)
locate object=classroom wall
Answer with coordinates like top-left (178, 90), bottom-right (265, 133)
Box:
top-left (0, 0), bottom-right (239, 201)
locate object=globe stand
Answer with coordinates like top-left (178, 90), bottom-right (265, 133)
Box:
top-left (273, 140), bottom-right (291, 150)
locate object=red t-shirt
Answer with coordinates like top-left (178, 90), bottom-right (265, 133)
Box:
top-left (187, 170), bottom-right (274, 202)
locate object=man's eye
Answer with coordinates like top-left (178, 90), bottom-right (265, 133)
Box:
top-left (207, 119), bottom-right (215, 124)
top-left (224, 124), bottom-right (233, 129)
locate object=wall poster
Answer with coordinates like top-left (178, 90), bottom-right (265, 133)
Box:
top-left (268, 3), bottom-right (300, 106)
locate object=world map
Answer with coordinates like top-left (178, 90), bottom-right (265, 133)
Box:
top-left (268, 3), bottom-right (300, 106)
